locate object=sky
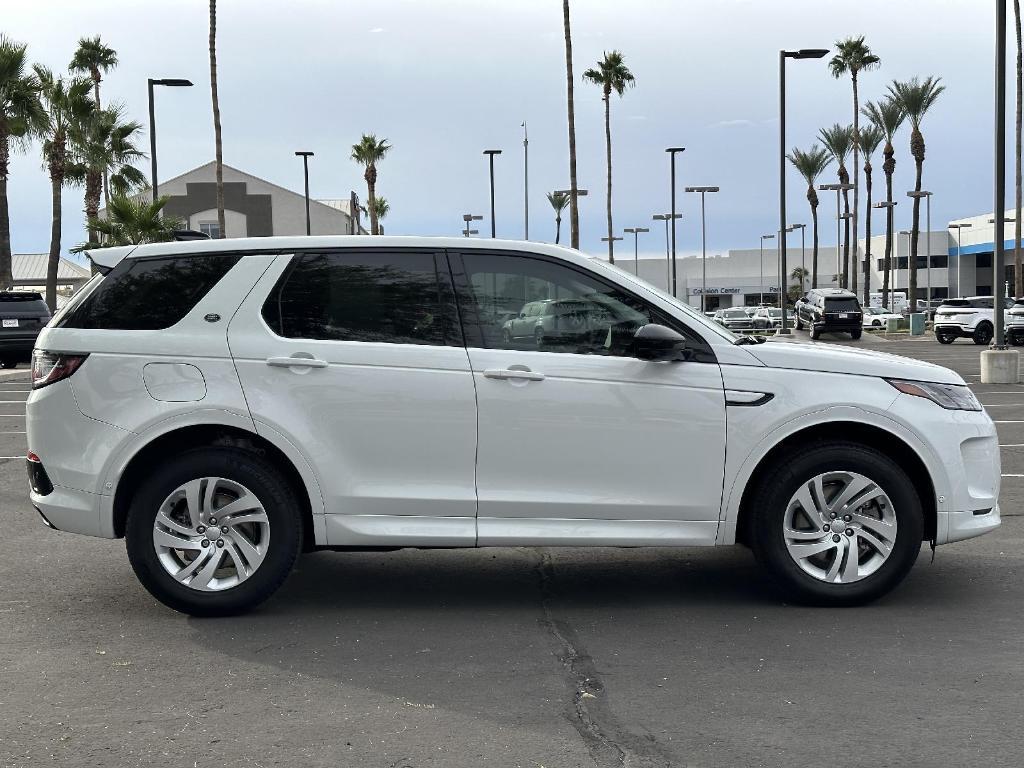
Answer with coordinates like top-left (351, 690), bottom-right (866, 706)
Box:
top-left (3, 0), bottom-right (1004, 263)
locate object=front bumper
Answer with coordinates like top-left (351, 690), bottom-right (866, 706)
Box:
top-left (940, 505), bottom-right (1001, 544)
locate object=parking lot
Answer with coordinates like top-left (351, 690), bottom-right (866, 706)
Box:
top-left (1, 335), bottom-right (1022, 768)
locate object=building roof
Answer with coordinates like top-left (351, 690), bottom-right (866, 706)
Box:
top-left (12, 254), bottom-right (91, 283)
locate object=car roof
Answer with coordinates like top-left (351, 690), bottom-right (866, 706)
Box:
top-left (84, 236), bottom-right (591, 272)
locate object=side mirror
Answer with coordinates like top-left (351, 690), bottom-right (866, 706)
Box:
top-left (519, 312), bottom-right (526, 318)
top-left (631, 323), bottom-right (693, 362)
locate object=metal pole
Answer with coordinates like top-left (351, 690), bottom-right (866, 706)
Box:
top-left (995, 0), bottom-right (1008, 347)
top-left (148, 79), bottom-right (157, 200)
top-left (801, 225), bottom-right (806, 292)
top-left (957, 230), bottom-right (962, 296)
top-left (523, 122), bottom-right (529, 239)
top-left (779, 50), bottom-right (791, 332)
top-left (634, 231), bottom-right (639, 274)
top-left (663, 217), bottom-right (670, 291)
top-left (671, 155), bottom-right (678, 296)
top-left (836, 188), bottom-right (842, 286)
top-left (926, 194), bottom-right (931, 313)
top-left (488, 153), bottom-right (497, 238)
top-left (302, 155), bottom-right (311, 236)
top-left (700, 192), bottom-right (707, 312)
top-left (760, 238), bottom-right (765, 304)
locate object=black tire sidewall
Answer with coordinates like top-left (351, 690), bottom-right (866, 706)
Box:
top-left (974, 323), bottom-right (993, 345)
top-left (751, 442), bottom-right (924, 605)
top-left (125, 447), bottom-right (302, 616)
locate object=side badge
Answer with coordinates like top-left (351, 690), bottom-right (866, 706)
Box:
top-left (204, 313), bottom-right (221, 323)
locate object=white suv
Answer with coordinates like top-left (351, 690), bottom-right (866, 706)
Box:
top-left (933, 296), bottom-right (1017, 345)
top-left (27, 237), bottom-right (1001, 615)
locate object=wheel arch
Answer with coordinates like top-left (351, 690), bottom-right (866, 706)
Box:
top-left (111, 423), bottom-right (322, 551)
top-left (733, 421), bottom-right (937, 547)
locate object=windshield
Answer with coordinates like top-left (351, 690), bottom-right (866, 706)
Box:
top-left (824, 297), bottom-right (860, 312)
top-left (724, 309), bottom-right (748, 318)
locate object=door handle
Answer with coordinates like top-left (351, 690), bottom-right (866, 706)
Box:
top-left (266, 355), bottom-right (328, 369)
top-left (483, 368), bottom-right (545, 382)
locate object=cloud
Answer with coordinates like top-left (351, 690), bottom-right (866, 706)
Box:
top-left (369, 27), bottom-right (385, 33)
top-left (710, 118), bottom-right (755, 128)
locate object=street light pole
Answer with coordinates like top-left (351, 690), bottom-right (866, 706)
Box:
top-left (483, 149), bottom-right (502, 238)
top-left (601, 236), bottom-right (624, 266)
top-left (295, 151), bottom-right (314, 236)
top-left (789, 223), bottom-right (807, 293)
top-left (820, 183), bottom-right (853, 288)
top-left (462, 213), bottom-right (483, 238)
top-left (873, 201), bottom-right (898, 306)
top-left (522, 122), bottom-right (529, 240)
top-left (908, 190), bottom-right (933, 313)
top-left (685, 186), bottom-right (719, 313)
top-left (666, 147), bottom-right (686, 297)
top-left (653, 213), bottom-right (681, 294)
top-left (896, 230), bottom-right (911, 312)
top-left (993, 0), bottom-right (1009, 351)
top-left (147, 77), bottom-right (193, 200)
top-left (760, 233), bottom-right (775, 304)
top-left (623, 227), bottom-right (649, 276)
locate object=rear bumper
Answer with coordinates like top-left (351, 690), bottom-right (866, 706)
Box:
top-left (0, 332), bottom-right (40, 353)
top-left (934, 323), bottom-right (974, 338)
top-left (30, 484), bottom-right (106, 537)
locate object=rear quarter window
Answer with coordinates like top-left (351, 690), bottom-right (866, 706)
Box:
top-left (57, 254), bottom-right (241, 330)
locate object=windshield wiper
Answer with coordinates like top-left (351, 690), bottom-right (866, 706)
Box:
top-left (733, 335), bottom-right (766, 345)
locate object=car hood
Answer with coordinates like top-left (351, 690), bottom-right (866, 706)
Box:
top-left (745, 340), bottom-right (963, 385)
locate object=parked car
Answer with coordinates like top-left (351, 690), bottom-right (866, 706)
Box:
top-left (794, 289), bottom-right (863, 340)
top-left (0, 291), bottom-right (52, 369)
top-left (933, 296), bottom-right (1018, 345)
top-left (501, 297), bottom-right (611, 350)
top-left (713, 307), bottom-right (756, 331)
top-left (862, 307), bottom-right (902, 329)
top-left (27, 236), bottom-right (999, 615)
top-left (751, 306), bottom-right (791, 330)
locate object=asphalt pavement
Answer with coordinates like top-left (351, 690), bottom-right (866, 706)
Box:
top-left (1, 336), bottom-right (1022, 768)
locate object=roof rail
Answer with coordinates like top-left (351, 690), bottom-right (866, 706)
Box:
top-left (172, 230), bottom-right (212, 241)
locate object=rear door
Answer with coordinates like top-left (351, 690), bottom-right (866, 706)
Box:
top-left (227, 248), bottom-right (479, 547)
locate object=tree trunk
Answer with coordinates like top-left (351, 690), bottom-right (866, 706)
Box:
top-left (1016, 0), bottom-right (1022, 296)
top-left (851, 71), bottom-right (860, 298)
top-left (93, 77), bottom-right (111, 211)
top-left (0, 131), bottom-right (13, 290)
top-left (210, 0), bottom-right (226, 238)
top-left (603, 91), bottom-right (613, 263)
top-left (367, 176), bottom-right (378, 236)
top-left (563, 0), bottom-right (579, 250)
top-left (810, 190), bottom-right (819, 289)
top-left (882, 139), bottom-right (895, 306)
top-left (47, 165), bottom-right (62, 312)
top-left (84, 170), bottom-right (102, 245)
top-left (555, 213), bottom-right (562, 244)
top-left (909, 128), bottom-right (924, 309)
top-left (842, 185), bottom-right (850, 288)
top-left (863, 163), bottom-right (872, 307)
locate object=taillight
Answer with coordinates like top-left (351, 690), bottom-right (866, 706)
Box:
top-left (31, 350), bottom-right (88, 390)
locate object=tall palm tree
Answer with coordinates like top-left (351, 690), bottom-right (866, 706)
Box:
top-left (547, 190), bottom-right (569, 244)
top-left (791, 265), bottom-right (810, 295)
top-left (787, 145), bottom-right (832, 289)
top-left (36, 65), bottom-right (92, 311)
top-left (209, 0), bottom-right (225, 238)
top-left (562, 0), bottom-right (580, 250)
top-left (889, 76), bottom-right (944, 308)
top-left (73, 104), bottom-right (146, 244)
top-left (862, 98), bottom-right (906, 308)
top-left (818, 123), bottom-right (854, 287)
top-left (351, 134), bottom-right (391, 235)
top-left (74, 194), bottom-right (181, 249)
top-left (1016, 0), bottom-right (1022, 296)
top-left (371, 196), bottom-right (389, 234)
top-left (858, 125), bottom-right (884, 306)
top-left (583, 51), bottom-right (635, 264)
top-left (0, 36), bottom-right (44, 290)
top-left (69, 35), bottom-right (117, 206)
top-left (829, 37), bottom-right (881, 298)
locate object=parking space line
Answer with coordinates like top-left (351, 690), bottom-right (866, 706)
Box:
top-left (0, 430), bottom-right (25, 434)
top-left (980, 403), bottom-right (1024, 407)
top-left (1003, 473), bottom-right (1024, 477)
top-left (1001, 444), bottom-right (1024, 447)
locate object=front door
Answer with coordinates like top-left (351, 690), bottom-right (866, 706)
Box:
top-left (228, 249), bottom-right (478, 546)
top-left (451, 250), bottom-right (727, 545)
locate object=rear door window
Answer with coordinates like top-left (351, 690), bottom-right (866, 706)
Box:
top-left (57, 254), bottom-right (241, 330)
top-left (824, 297), bottom-right (860, 313)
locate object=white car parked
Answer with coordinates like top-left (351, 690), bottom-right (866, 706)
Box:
top-left (933, 296), bottom-right (1017, 345)
top-left (862, 307), bottom-right (902, 329)
top-left (27, 237), bottom-right (1000, 615)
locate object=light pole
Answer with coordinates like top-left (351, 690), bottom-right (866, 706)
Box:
top-left (838, 212), bottom-right (853, 286)
top-left (623, 227), bottom-right (649, 276)
top-left (462, 213), bottom-right (482, 238)
top-left (874, 201), bottom-right (898, 305)
top-left (295, 151), bottom-right (314, 236)
top-left (779, 224), bottom-right (800, 314)
top-left (908, 190), bottom-right (933, 313)
top-left (147, 77), bottom-right (193, 200)
top-left (896, 229), bottom-right (911, 312)
top-left (522, 122), bottom-right (529, 239)
top-left (666, 147), bottom-right (686, 297)
top-left (601, 235), bottom-right (624, 265)
top-left (685, 186), bottom-right (719, 313)
top-left (760, 233), bottom-right (775, 304)
top-left (780, 48), bottom-right (828, 331)
top-left (483, 149), bottom-right (502, 238)
top-left (653, 213), bottom-right (681, 293)
top-left (992, 0), bottom-right (1009, 356)
top-left (948, 223), bottom-right (973, 298)
top-left (820, 183), bottom-right (853, 288)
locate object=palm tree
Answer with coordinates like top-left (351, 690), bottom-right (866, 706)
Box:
top-left (862, 98), bottom-right (906, 308)
top-left (73, 104), bottom-right (146, 245)
top-left (1016, 0), bottom-right (1022, 296)
top-left (371, 196), bottom-right (389, 234)
top-left (787, 145), bottom-right (832, 289)
top-left (0, 36), bottom-right (44, 290)
top-left (829, 37), bottom-right (881, 299)
top-left (351, 134), bottom-right (391, 235)
top-left (69, 35), bottom-right (117, 206)
top-left (791, 265), bottom-right (810, 295)
top-left (858, 125), bottom-right (884, 306)
top-left (562, 0), bottom-right (580, 249)
top-left (889, 76), bottom-right (945, 308)
top-left (547, 191), bottom-right (569, 244)
top-left (74, 194), bottom-right (181, 249)
top-left (36, 65), bottom-right (93, 311)
top-left (583, 51), bottom-right (635, 265)
top-left (818, 124), bottom-right (854, 288)
top-left (209, 0), bottom-right (225, 238)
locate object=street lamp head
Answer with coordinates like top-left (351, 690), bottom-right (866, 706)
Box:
top-left (838, 213), bottom-right (853, 220)
top-left (624, 227), bottom-right (650, 234)
top-left (786, 48), bottom-right (830, 59)
top-left (295, 151), bottom-right (314, 157)
top-left (819, 183), bottom-right (853, 191)
top-left (152, 78), bottom-right (193, 87)
top-left (463, 214), bottom-right (483, 222)
top-left (652, 213), bottom-right (682, 221)
top-left (907, 190), bottom-right (932, 198)
top-left (873, 201), bottom-right (898, 208)
top-left (601, 236), bottom-right (624, 242)
top-left (761, 234), bottom-right (775, 240)
top-left (665, 147), bottom-right (686, 154)
top-left (988, 217), bottom-right (1015, 222)
top-left (948, 222), bottom-right (973, 229)
top-left (899, 230), bottom-right (911, 235)
top-left (483, 149), bottom-right (503, 156)
top-left (554, 188), bottom-right (588, 197)
top-left (684, 186), bottom-right (720, 193)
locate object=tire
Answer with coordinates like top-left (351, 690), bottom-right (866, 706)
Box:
top-left (1010, 331), bottom-right (1024, 347)
top-left (748, 441), bottom-right (924, 606)
top-left (850, 329), bottom-right (862, 340)
top-left (125, 446), bottom-right (303, 616)
top-left (973, 322), bottom-right (993, 345)
top-left (0, 358), bottom-right (17, 369)
top-left (936, 331), bottom-right (955, 345)
top-left (810, 326), bottom-right (821, 340)
top-left (501, 328), bottom-right (513, 346)
top-left (795, 314), bottom-right (804, 331)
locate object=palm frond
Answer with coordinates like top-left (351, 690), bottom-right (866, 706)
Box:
top-left (69, 35), bottom-right (118, 79)
top-left (582, 50), bottom-right (635, 96)
top-left (861, 97), bottom-right (906, 141)
top-left (887, 76), bottom-right (945, 129)
top-left (351, 134), bottom-right (391, 165)
top-left (546, 191), bottom-right (569, 212)
top-left (858, 125), bottom-right (884, 158)
top-left (818, 123), bottom-right (854, 163)
top-left (828, 36), bottom-right (881, 79)
top-left (787, 145), bottom-right (833, 185)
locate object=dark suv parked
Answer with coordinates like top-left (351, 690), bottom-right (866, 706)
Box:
top-left (794, 289), bottom-right (863, 340)
top-left (0, 292), bottom-right (51, 368)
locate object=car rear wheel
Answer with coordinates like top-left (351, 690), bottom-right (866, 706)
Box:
top-left (850, 329), bottom-right (862, 340)
top-left (973, 322), bottom-right (993, 345)
top-left (125, 447), bottom-right (302, 616)
top-left (749, 441), bottom-right (923, 606)
top-left (795, 316), bottom-right (804, 330)
top-left (936, 331), bottom-right (956, 344)
top-left (0, 358), bottom-right (18, 369)
top-left (1010, 330), bottom-right (1024, 346)
top-left (810, 326), bottom-right (821, 340)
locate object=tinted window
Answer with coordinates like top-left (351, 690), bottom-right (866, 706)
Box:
top-left (58, 254), bottom-right (240, 330)
top-left (0, 292), bottom-right (50, 316)
top-left (264, 250), bottom-right (454, 346)
top-left (824, 297), bottom-right (860, 312)
top-left (457, 252), bottom-right (707, 358)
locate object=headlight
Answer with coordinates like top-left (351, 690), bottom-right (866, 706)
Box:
top-left (888, 379), bottom-right (982, 411)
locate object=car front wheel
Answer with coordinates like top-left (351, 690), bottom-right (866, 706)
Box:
top-left (749, 441), bottom-right (923, 606)
top-left (125, 446), bottom-right (303, 616)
